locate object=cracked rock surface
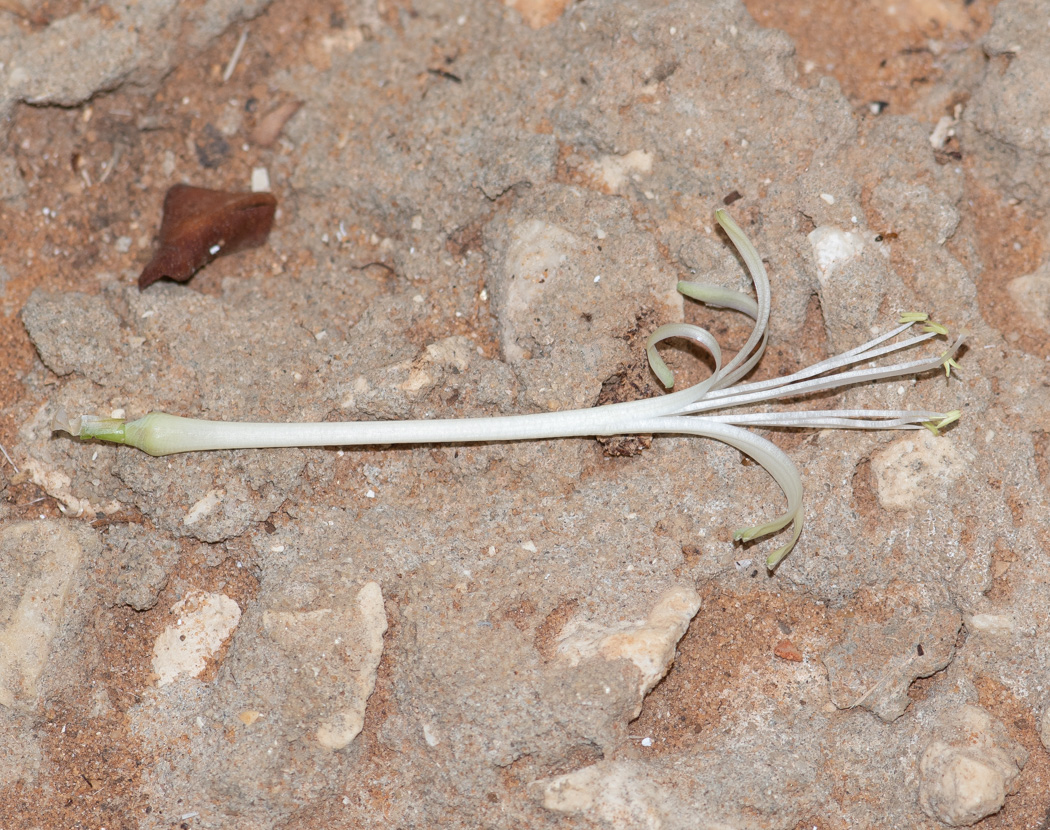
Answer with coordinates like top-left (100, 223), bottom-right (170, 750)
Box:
top-left (2, 0), bottom-right (1049, 827)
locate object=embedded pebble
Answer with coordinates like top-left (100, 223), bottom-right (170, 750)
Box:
top-left (774, 638), bottom-right (803, 662)
top-left (262, 581), bottom-right (386, 750)
top-left (0, 521), bottom-right (94, 708)
top-left (557, 586), bottom-right (700, 716)
top-left (498, 219), bottom-right (582, 362)
top-left (808, 225), bottom-right (864, 282)
top-left (152, 592), bottom-right (241, 686)
top-left (590, 149), bottom-right (653, 192)
top-left (824, 605), bottom-right (960, 722)
top-left (540, 762), bottom-right (676, 824)
top-left (966, 613), bottom-right (1016, 635)
top-left (183, 489), bottom-right (224, 526)
top-left (918, 705), bottom-right (1027, 826)
top-left (1007, 261), bottom-right (1050, 333)
top-left (871, 429), bottom-right (967, 510)
top-left (505, 0), bottom-right (570, 29)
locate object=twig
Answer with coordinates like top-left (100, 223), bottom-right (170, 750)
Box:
top-left (223, 29), bottom-right (249, 83)
top-left (0, 442), bottom-right (19, 474)
top-left (98, 143), bottom-right (123, 184)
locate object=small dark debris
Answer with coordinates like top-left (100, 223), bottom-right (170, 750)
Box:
top-left (194, 123), bottom-right (230, 169)
top-left (722, 189), bottom-right (743, 206)
top-left (595, 365), bottom-right (659, 457)
top-left (648, 59), bottom-right (679, 84)
top-left (428, 68), bottom-right (463, 83)
top-left (917, 643), bottom-right (925, 656)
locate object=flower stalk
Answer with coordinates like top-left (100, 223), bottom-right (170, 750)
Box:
top-left (52, 210), bottom-right (965, 569)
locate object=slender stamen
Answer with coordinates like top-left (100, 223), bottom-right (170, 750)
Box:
top-left (52, 210), bottom-right (964, 570)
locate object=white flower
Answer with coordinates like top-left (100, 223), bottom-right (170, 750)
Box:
top-left (56, 210), bottom-right (965, 570)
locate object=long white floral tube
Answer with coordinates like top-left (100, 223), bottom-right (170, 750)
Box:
top-left (52, 210), bottom-right (964, 569)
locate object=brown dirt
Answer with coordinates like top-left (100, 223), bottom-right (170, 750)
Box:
top-left (5, 0), bottom-right (1044, 828)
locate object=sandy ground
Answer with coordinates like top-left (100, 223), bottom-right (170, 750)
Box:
top-left (2, 0), bottom-right (1050, 828)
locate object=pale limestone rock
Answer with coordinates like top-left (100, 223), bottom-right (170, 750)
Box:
top-left (557, 586), bottom-right (700, 716)
top-left (871, 429), bottom-right (967, 510)
top-left (966, 613), bottom-right (1016, 635)
top-left (17, 406), bottom-right (121, 518)
top-left (824, 604), bottom-right (961, 723)
top-left (591, 150), bottom-right (654, 192)
top-left (499, 219), bottom-right (583, 362)
top-left (152, 592), bottom-right (241, 686)
top-left (262, 581), bottom-right (386, 750)
top-left (183, 489), bottom-right (224, 526)
top-left (484, 187), bottom-right (682, 411)
top-left (540, 763), bottom-right (678, 828)
top-left (399, 336), bottom-right (474, 393)
top-left (808, 225), bottom-right (864, 283)
top-left (1007, 261), bottom-right (1050, 333)
top-left (918, 705), bottom-right (1027, 826)
top-left (0, 521), bottom-right (90, 708)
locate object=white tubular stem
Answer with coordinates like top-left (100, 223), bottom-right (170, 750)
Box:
top-left (54, 210), bottom-right (966, 570)
top-left (121, 402), bottom-right (673, 456)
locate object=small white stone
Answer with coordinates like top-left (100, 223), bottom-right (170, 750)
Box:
top-left (541, 762), bottom-right (673, 821)
top-left (930, 115), bottom-right (955, 149)
top-left (183, 489), bottom-right (224, 526)
top-left (966, 613), bottom-right (1015, 635)
top-left (263, 582), bottom-right (386, 751)
top-left (250, 167), bottom-right (270, 192)
top-left (919, 705), bottom-right (1027, 826)
top-left (871, 430), bottom-right (967, 510)
top-left (0, 522), bottom-right (88, 708)
top-left (423, 723), bottom-right (440, 747)
top-left (556, 586), bottom-right (700, 717)
top-left (808, 225), bottom-right (864, 282)
top-left (591, 150), bottom-right (653, 192)
top-left (152, 592), bottom-right (241, 686)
